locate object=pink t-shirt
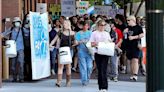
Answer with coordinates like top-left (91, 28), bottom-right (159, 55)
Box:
top-left (89, 30), bottom-right (111, 42)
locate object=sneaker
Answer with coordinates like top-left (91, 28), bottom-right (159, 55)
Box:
top-left (101, 89), bottom-right (107, 92)
top-left (72, 67), bottom-right (76, 72)
top-left (130, 76), bottom-right (134, 80)
top-left (51, 69), bottom-right (55, 75)
top-left (11, 79), bottom-right (17, 82)
top-left (133, 76), bottom-right (138, 81)
top-left (120, 69), bottom-right (126, 74)
top-left (130, 75), bottom-right (138, 81)
top-left (113, 77), bottom-right (118, 82)
top-left (82, 83), bottom-right (87, 87)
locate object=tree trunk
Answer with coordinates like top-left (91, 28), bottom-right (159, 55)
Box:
top-left (129, 1), bottom-right (133, 15)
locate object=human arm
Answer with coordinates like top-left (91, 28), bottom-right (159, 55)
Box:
top-left (49, 34), bottom-right (59, 47)
top-left (129, 26), bottom-right (144, 40)
top-left (0, 28), bottom-right (12, 39)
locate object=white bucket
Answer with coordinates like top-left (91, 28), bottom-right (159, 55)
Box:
top-left (5, 40), bottom-right (17, 58)
top-left (97, 42), bottom-right (115, 56)
top-left (59, 47), bottom-right (72, 64)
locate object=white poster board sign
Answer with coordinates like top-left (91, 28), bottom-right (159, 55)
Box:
top-left (61, 0), bottom-right (76, 17)
top-left (108, 9), bottom-right (124, 18)
top-left (36, 3), bottom-right (47, 13)
top-left (94, 6), bottom-right (112, 16)
top-left (30, 12), bottom-right (50, 80)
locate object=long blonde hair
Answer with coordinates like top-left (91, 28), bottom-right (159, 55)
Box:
top-left (63, 20), bottom-right (72, 31)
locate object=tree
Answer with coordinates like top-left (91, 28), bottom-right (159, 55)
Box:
top-left (113, 0), bottom-right (144, 17)
top-left (135, 0), bottom-right (145, 16)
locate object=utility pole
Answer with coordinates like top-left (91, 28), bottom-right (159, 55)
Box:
top-left (146, 0), bottom-right (164, 92)
top-left (0, 0), bottom-right (2, 88)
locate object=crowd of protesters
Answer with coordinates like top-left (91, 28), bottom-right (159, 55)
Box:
top-left (0, 13), bottom-right (146, 92)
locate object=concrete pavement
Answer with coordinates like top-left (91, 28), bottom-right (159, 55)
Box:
top-left (0, 79), bottom-right (146, 92)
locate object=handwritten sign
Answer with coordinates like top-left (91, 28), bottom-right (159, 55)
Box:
top-left (61, 0), bottom-right (76, 17)
top-left (76, 1), bottom-right (89, 15)
top-left (109, 9), bottom-right (124, 18)
top-left (30, 12), bottom-right (50, 80)
top-left (94, 6), bottom-right (112, 16)
top-left (49, 4), bottom-right (61, 15)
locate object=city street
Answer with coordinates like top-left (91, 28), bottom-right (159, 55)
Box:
top-left (0, 72), bottom-right (146, 92)
top-left (0, 79), bottom-right (145, 92)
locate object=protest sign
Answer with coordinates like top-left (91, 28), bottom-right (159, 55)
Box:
top-left (30, 12), bottom-right (50, 80)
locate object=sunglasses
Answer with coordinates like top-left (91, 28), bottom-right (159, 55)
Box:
top-left (99, 24), bottom-right (106, 26)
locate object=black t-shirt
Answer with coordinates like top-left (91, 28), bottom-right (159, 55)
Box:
top-left (126, 25), bottom-right (143, 51)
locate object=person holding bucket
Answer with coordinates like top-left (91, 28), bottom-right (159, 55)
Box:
top-left (50, 19), bottom-right (75, 87)
top-left (0, 17), bottom-right (25, 82)
top-left (89, 20), bottom-right (112, 92)
top-left (75, 21), bottom-right (93, 86)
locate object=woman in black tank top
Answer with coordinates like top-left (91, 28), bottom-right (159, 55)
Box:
top-left (50, 20), bottom-right (75, 87)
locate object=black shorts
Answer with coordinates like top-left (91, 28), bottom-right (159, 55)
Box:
top-left (126, 50), bottom-right (140, 60)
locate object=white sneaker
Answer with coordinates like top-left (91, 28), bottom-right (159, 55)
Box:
top-left (72, 67), bottom-right (76, 72)
top-left (130, 76), bottom-right (134, 80)
top-left (113, 77), bottom-right (118, 82)
top-left (130, 76), bottom-right (138, 81)
top-left (51, 69), bottom-right (55, 75)
top-left (101, 89), bottom-right (107, 92)
top-left (133, 76), bottom-right (138, 81)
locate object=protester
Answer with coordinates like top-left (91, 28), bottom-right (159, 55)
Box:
top-left (109, 20), bottom-right (123, 82)
top-left (50, 19), bottom-right (75, 87)
top-left (89, 20), bottom-right (112, 92)
top-left (115, 14), bottom-right (127, 74)
top-left (125, 15), bottom-right (144, 81)
top-left (49, 19), bottom-right (61, 76)
top-left (0, 17), bottom-right (25, 82)
top-left (75, 21), bottom-right (93, 86)
top-left (22, 14), bottom-right (32, 81)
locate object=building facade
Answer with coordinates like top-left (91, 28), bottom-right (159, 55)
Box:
top-left (0, 0), bottom-right (60, 88)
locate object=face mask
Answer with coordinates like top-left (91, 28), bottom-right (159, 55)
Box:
top-left (26, 17), bottom-right (30, 21)
top-left (14, 22), bottom-right (21, 27)
top-left (24, 24), bottom-right (30, 28)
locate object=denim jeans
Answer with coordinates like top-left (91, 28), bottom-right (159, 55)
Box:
top-left (110, 51), bottom-right (119, 78)
top-left (11, 49), bottom-right (24, 80)
top-left (50, 48), bottom-right (57, 73)
top-left (78, 55), bottom-right (93, 85)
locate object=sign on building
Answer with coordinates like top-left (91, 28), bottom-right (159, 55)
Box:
top-left (76, 1), bottom-right (89, 15)
top-left (61, 0), bottom-right (76, 17)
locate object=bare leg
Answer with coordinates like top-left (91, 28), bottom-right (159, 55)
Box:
top-left (66, 64), bottom-right (71, 87)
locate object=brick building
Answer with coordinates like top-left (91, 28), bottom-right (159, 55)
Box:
top-left (0, 0), bottom-right (60, 88)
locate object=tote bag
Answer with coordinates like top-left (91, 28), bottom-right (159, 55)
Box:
top-left (59, 46), bottom-right (72, 64)
top-left (97, 42), bottom-right (115, 56)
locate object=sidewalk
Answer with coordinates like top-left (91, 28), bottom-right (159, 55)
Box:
top-left (0, 79), bottom-right (146, 92)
